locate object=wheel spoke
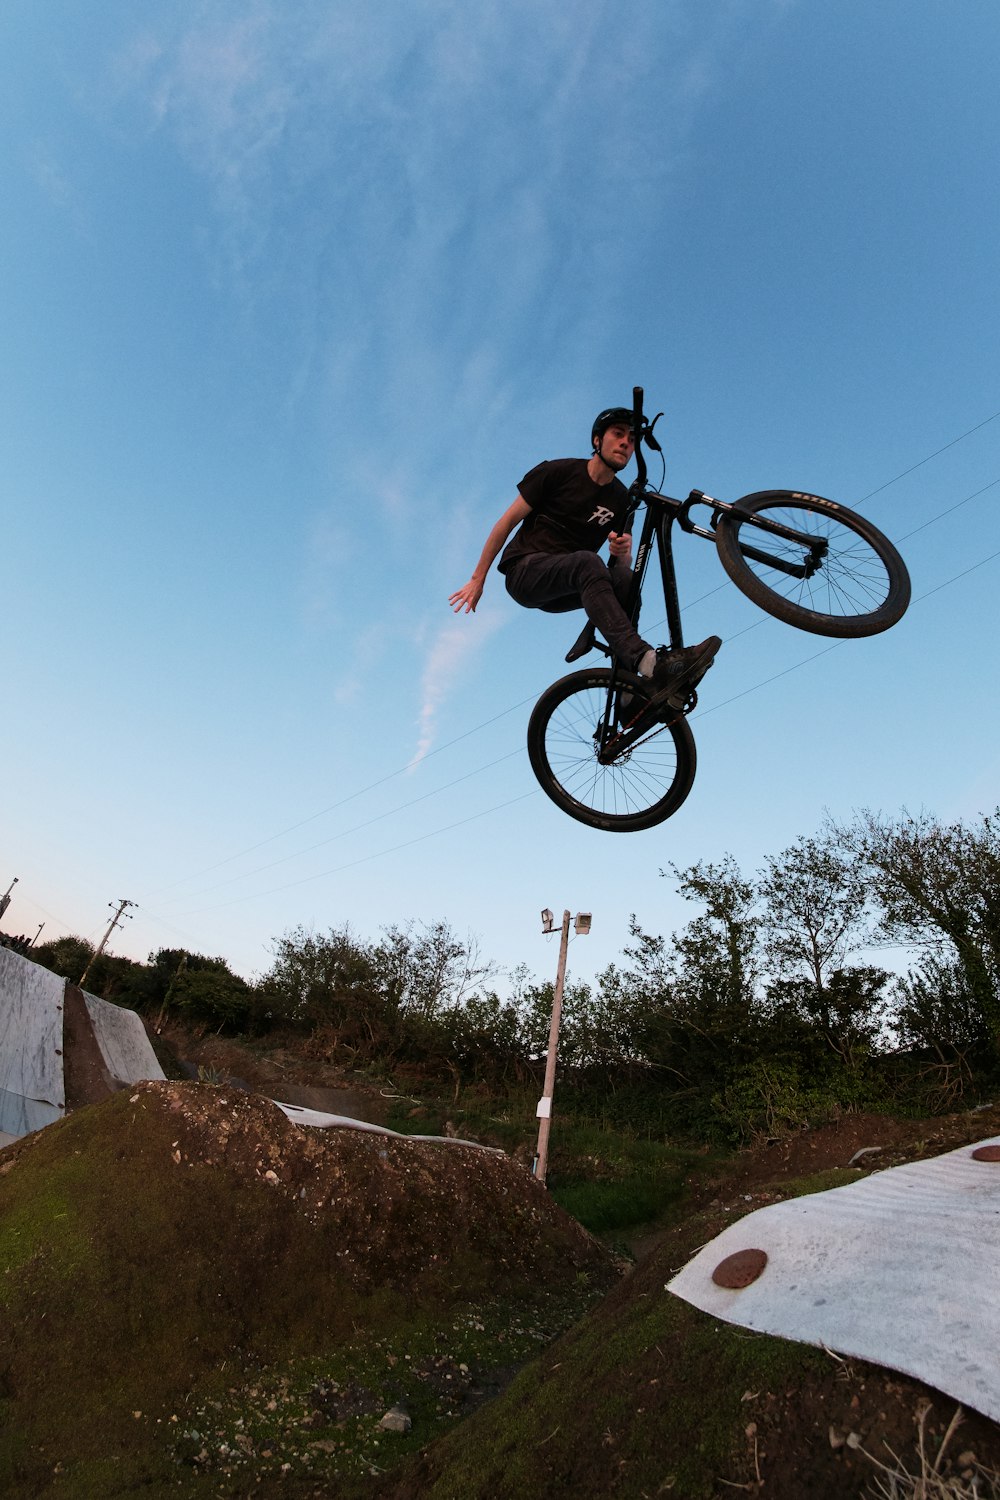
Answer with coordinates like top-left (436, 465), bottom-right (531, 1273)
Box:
top-left (716, 491), bottom-right (909, 638)
top-left (529, 673), bottom-right (695, 830)
top-left (741, 506), bottom-right (893, 618)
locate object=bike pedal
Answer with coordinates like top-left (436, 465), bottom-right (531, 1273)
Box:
top-left (565, 621), bottom-right (596, 662)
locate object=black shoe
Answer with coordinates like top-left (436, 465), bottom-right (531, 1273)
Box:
top-left (647, 635), bottom-right (721, 706)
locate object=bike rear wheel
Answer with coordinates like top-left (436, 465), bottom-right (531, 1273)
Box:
top-left (527, 668), bottom-right (696, 832)
top-left (715, 490), bottom-right (910, 637)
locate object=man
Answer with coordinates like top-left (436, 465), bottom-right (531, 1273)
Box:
top-left (449, 406), bottom-right (721, 703)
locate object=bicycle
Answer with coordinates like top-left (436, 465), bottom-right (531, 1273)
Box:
top-left (526, 387), bottom-right (911, 832)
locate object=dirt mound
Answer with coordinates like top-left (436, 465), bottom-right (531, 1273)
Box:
top-left (718, 1102), bottom-right (1000, 1192)
top-left (156, 1025), bottom-right (393, 1125)
top-left (377, 1104), bottom-right (1000, 1500)
top-left (0, 1082), bottom-right (614, 1497)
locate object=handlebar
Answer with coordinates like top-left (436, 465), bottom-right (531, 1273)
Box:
top-left (631, 385), bottom-right (664, 493)
top-left (632, 386), bottom-right (647, 489)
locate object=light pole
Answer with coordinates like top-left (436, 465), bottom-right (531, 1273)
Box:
top-left (533, 907), bottom-right (591, 1186)
top-left (0, 876), bottom-right (17, 925)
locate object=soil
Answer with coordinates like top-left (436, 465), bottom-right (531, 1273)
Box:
top-left (4, 1022), bottom-right (1000, 1499)
top-left (153, 1023), bottom-right (394, 1125)
top-left (374, 1098), bottom-right (1000, 1500)
top-left (0, 1075), bottom-right (615, 1498)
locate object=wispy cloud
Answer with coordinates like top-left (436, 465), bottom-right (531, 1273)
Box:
top-left (409, 609), bottom-right (505, 767)
top-left (24, 140), bottom-right (92, 235)
top-left (104, 0), bottom-right (751, 739)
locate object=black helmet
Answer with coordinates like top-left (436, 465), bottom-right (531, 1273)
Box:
top-left (591, 406), bottom-right (634, 449)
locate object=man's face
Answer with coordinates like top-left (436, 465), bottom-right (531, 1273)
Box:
top-left (598, 423), bottom-right (635, 471)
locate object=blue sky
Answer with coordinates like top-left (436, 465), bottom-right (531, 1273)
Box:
top-left (2, 0), bottom-right (998, 992)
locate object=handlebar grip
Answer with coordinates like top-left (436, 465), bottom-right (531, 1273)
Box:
top-left (631, 387), bottom-right (647, 486)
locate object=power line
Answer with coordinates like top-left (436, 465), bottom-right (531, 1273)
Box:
top-left (164, 747), bottom-right (524, 903)
top-left (79, 898), bottom-right (135, 987)
top-left (896, 476), bottom-right (1000, 543)
top-left (142, 414), bottom-right (1000, 911)
top-left (155, 539), bottom-right (1000, 927)
top-left (145, 694), bottom-right (537, 898)
top-left (153, 478), bottom-right (1000, 920)
top-left (694, 544), bottom-right (1000, 721)
top-left (854, 408), bottom-right (1000, 507)
top-left (173, 790), bottom-right (538, 915)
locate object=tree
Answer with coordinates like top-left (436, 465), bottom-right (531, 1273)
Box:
top-left (758, 833), bottom-right (868, 993)
top-left (893, 954), bottom-right (986, 1054)
top-left (259, 925), bottom-right (384, 1043)
top-left (757, 833), bottom-right (888, 1062)
top-left (839, 809), bottom-right (1000, 1050)
top-left (663, 856), bottom-right (761, 1021)
top-left (765, 965), bottom-right (891, 1071)
top-left (438, 990), bottom-right (533, 1087)
top-left (32, 935), bottom-right (95, 982)
top-left (613, 860), bottom-right (763, 1103)
top-left (369, 920), bottom-right (494, 1019)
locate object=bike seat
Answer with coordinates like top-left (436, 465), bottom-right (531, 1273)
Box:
top-left (565, 621), bottom-right (596, 662)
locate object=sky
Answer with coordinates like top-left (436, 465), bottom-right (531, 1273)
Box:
top-left (2, 0), bottom-right (998, 995)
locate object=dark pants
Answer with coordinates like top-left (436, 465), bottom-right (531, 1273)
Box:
top-left (503, 551), bottom-right (649, 668)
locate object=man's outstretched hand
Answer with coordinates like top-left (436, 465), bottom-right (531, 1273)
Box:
top-left (449, 578), bottom-right (484, 613)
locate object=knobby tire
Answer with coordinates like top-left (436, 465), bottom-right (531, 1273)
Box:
top-left (715, 490), bottom-right (910, 637)
top-left (527, 667), bottom-right (696, 832)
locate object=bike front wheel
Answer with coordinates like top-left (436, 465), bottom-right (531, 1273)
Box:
top-left (527, 668), bottom-right (697, 832)
top-left (715, 490), bottom-right (910, 637)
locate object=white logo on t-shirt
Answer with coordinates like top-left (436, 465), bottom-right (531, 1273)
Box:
top-left (587, 506), bottom-right (615, 527)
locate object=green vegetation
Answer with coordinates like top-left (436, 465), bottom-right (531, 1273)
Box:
top-left (170, 1286), bottom-right (604, 1489)
top-left (0, 1086), bottom-right (615, 1499)
top-left (30, 806), bottom-right (1000, 1172)
top-left (383, 1263), bottom-right (831, 1500)
top-left (7, 803), bottom-right (1000, 1497)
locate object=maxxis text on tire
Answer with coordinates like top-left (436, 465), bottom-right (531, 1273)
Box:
top-left (715, 490), bottom-right (910, 638)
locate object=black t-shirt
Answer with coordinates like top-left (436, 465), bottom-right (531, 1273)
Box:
top-left (497, 458), bottom-right (631, 574)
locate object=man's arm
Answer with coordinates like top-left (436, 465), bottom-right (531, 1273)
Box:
top-left (449, 495), bottom-right (532, 613)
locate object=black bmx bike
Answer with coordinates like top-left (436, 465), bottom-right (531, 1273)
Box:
top-left (526, 387), bottom-right (911, 833)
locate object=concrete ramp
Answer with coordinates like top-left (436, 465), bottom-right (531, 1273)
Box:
top-left (0, 946), bottom-right (66, 1139)
top-left (83, 988), bottom-right (164, 1088)
top-left (0, 947), bottom-right (164, 1143)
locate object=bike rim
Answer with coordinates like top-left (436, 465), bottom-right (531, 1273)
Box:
top-left (736, 501), bottom-right (894, 619)
top-left (541, 682), bottom-right (686, 822)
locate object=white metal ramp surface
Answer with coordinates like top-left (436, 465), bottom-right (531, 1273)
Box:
top-left (668, 1135), bottom-right (1000, 1422)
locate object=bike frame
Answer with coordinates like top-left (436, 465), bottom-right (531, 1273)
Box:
top-left (589, 388), bottom-right (831, 760)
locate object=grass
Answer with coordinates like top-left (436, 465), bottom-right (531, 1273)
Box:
top-left (168, 1285), bottom-right (605, 1492)
top-left (386, 1091), bottom-right (706, 1236)
top-left (381, 1267), bottom-right (831, 1499)
top-left (860, 1404), bottom-right (1000, 1499)
top-left (0, 1085), bottom-right (617, 1499)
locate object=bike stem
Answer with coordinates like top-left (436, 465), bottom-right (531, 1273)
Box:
top-left (627, 386), bottom-right (686, 653)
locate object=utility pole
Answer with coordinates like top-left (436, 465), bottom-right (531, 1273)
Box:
top-left (533, 907), bottom-right (591, 1186)
top-left (79, 898), bottom-right (135, 989)
top-left (0, 876), bottom-right (17, 925)
top-left (29, 923), bottom-right (44, 947)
